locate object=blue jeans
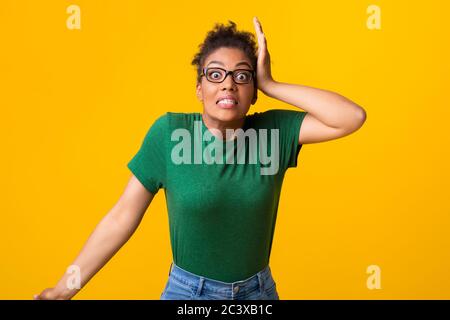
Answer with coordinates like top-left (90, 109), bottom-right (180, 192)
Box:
top-left (160, 262), bottom-right (280, 300)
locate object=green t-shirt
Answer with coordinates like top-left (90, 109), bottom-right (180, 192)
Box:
top-left (127, 109), bottom-right (307, 282)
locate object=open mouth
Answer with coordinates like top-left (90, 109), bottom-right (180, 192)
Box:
top-left (216, 98), bottom-right (238, 108)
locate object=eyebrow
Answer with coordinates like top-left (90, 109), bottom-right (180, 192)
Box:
top-left (206, 60), bottom-right (252, 69)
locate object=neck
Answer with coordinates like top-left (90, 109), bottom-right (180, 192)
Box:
top-left (201, 113), bottom-right (245, 141)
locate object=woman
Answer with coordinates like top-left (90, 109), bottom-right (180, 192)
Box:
top-left (34, 17), bottom-right (366, 300)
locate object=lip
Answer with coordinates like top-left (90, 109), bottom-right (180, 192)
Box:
top-left (216, 95), bottom-right (238, 104)
top-left (216, 95), bottom-right (238, 109)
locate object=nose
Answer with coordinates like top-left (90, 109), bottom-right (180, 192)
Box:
top-left (220, 73), bottom-right (237, 90)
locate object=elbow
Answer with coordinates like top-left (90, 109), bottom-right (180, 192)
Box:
top-left (353, 107), bottom-right (367, 130)
top-left (343, 108), bottom-right (367, 134)
top-left (358, 107), bottom-right (367, 125)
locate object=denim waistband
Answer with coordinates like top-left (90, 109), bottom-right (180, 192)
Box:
top-left (167, 261), bottom-right (273, 296)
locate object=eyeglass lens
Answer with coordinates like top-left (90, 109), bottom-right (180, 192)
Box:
top-left (205, 68), bottom-right (253, 83)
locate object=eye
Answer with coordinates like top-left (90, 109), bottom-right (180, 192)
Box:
top-left (235, 71), bottom-right (250, 82)
top-left (207, 69), bottom-right (224, 80)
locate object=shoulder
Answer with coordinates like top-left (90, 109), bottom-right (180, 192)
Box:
top-left (149, 112), bottom-right (198, 129)
top-left (162, 112), bottom-right (200, 127)
top-left (246, 109), bottom-right (307, 128)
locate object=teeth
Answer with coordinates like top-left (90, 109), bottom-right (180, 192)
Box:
top-left (218, 99), bottom-right (237, 105)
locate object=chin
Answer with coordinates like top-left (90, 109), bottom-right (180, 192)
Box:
top-left (214, 109), bottom-right (247, 122)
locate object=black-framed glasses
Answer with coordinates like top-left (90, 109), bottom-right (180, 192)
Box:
top-left (201, 67), bottom-right (255, 84)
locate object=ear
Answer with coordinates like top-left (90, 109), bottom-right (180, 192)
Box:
top-left (196, 83), bottom-right (203, 102)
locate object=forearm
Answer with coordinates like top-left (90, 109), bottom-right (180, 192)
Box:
top-left (263, 80), bottom-right (366, 129)
top-left (53, 206), bottom-right (140, 299)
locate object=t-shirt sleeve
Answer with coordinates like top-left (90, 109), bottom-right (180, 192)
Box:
top-left (264, 109), bottom-right (308, 170)
top-left (127, 113), bottom-right (168, 194)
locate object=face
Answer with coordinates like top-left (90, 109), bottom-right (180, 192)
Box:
top-left (196, 47), bottom-right (257, 124)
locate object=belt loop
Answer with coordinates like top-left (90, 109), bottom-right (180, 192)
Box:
top-left (196, 277), bottom-right (205, 297)
top-left (257, 272), bottom-right (264, 296)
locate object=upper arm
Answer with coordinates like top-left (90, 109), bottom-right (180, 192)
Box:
top-left (127, 113), bottom-right (168, 194)
top-left (298, 113), bottom-right (362, 144)
top-left (110, 174), bottom-right (155, 227)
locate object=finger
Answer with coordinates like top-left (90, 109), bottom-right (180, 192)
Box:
top-left (253, 17), bottom-right (263, 39)
top-left (253, 16), bottom-right (258, 30)
top-left (253, 17), bottom-right (262, 33)
top-left (33, 294), bottom-right (39, 300)
top-left (253, 17), bottom-right (266, 48)
top-left (253, 16), bottom-right (263, 33)
top-left (256, 17), bottom-right (264, 34)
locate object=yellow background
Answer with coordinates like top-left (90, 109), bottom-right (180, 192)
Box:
top-left (1, 0), bottom-right (449, 299)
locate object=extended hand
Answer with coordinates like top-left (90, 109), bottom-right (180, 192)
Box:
top-left (34, 287), bottom-right (74, 300)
